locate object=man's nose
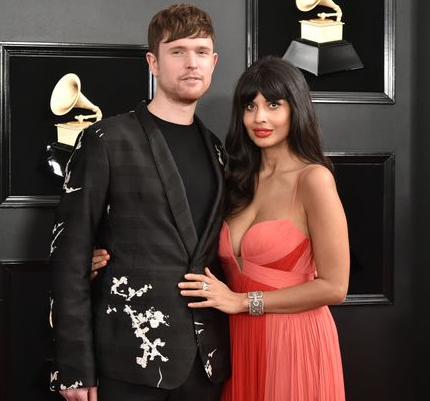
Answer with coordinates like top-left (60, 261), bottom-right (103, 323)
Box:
top-left (186, 53), bottom-right (198, 69)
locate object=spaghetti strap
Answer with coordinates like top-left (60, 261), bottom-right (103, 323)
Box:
top-left (287, 164), bottom-right (317, 217)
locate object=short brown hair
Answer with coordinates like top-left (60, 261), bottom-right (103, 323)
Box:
top-left (148, 4), bottom-right (215, 55)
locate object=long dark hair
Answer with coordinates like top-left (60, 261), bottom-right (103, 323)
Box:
top-left (224, 56), bottom-right (332, 217)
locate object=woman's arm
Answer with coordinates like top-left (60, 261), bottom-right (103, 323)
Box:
top-left (262, 165), bottom-right (350, 313)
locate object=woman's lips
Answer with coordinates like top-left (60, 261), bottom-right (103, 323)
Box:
top-left (254, 129), bottom-right (272, 138)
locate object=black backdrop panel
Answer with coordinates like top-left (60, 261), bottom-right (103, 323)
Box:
top-left (257, 0), bottom-right (385, 92)
top-left (246, 0), bottom-right (395, 103)
top-left (0, 43), bottom-right (152, 206)
top-left (329, 153), bottom-right (395, 305)
top-left (0, 262), bottom-right (62, 401)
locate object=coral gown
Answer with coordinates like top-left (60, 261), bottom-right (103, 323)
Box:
top-left (218, 218), bottom-right (345, 401)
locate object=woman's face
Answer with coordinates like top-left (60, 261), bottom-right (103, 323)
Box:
top-left (243, 92), bottom-right (291, 149)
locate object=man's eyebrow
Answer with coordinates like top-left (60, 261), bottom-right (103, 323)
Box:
top-left (167, 45), bottom-right (212, 51)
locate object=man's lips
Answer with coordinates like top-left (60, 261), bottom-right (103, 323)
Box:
top-left (253, 129), bottom-right (272, 138)
top-left (181, 75), bottom-right (202, 81)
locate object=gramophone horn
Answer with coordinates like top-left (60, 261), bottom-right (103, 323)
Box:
top-left (50, 73), bottom-right (102, 120)
top-left (296, 0), bottom-right (340, 12)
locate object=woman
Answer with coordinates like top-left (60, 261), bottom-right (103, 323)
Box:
top-left (93, 57), bottom-right (349, 400)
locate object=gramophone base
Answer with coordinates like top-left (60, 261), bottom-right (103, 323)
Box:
top-left (283, 39), bottom-right (364, 76)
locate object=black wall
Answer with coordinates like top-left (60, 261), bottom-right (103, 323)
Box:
top-left (414, 0), bottom-right (430, 397)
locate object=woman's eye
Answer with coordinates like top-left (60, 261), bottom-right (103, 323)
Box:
top-left (244, 103), bottom-right (255, 111)
top-left (268, 102), bottom-right (280, 109)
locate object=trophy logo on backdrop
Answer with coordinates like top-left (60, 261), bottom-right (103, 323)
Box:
top-left (50, 73), bottom-right (102, 146)
top-left (47, 73), bottom-right (102, 177)
top-left (283, 0), bottom-right (363, 76)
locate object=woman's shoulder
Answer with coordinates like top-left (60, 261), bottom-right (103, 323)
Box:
top-left (298, 164), bottom-right (337, 198)
top-left (300, 163), bottom-right (333, 179)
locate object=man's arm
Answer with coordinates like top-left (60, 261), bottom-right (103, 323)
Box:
top-left (50, 127), bottom-right (109, 394)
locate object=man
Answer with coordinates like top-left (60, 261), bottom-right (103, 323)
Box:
top-left (49, 4), bottom-right (230, 401)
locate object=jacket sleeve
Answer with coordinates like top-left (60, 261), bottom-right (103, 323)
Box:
top-left (49, 126), bottom-right (109, 391)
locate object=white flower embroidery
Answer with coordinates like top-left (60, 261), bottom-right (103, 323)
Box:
top-left (109, 277), bottom-right (170, 369)
top-left (49, 297), bottom-right (54, 328)
top-left (110, 276), bottom-right (152, 301)
top-left (106, 305), bottom-right (117, 314)
top-left (62, 144), bottom-right (83, 194)
top-left (214, 144), bottom-right (224, 166)
top-left (124, 305), bottom-right (169, 368)
top-left (157, 367), bottom-right (163, 388)
top-left (60, 381), bottom-right (83, 390)
top-left (50, 371), bottom-right (59, 383)
top-left (75, 134), bottom-right (83, 150)
top-left (204, 349), bottom-right (217, 378)
top-left (63, 171), bottom-right (82, 193)
top-left (50, 222), bottom-right (65, 255)
top-left (194, 321), bottom-right (204, 335)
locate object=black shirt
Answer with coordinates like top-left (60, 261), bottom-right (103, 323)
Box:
top-left (150, 113), bottom-right (217, 238)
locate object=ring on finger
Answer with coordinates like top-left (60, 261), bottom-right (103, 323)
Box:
top-left (202, 282), bottom-right (210, 291)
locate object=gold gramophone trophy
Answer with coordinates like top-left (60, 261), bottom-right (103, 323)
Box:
top-left (50, 73), bottom-right (102, 147)
top-left (47, 73), bottom-right (102, 177)
top-left (283, 0), bottom-right (363, 76)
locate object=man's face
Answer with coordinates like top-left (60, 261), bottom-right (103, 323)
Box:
top-left (147, 36), bottom-right (218, 104)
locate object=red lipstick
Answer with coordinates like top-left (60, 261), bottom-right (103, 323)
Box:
top-left (253, 129), bottom-right (272, 138)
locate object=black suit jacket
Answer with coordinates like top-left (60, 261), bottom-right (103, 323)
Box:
top-left (49, 102), bottom-right (230, 391)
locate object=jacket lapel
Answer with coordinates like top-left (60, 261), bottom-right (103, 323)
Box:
top-left (191, 116), bottom-right (225, 262)
top-left (134, 102), bottom-right (198, 259)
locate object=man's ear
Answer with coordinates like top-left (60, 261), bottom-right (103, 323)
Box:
top-left (146, 52), bottom-right (158, 77)
top-left (212, 52), bottom-right (219, 71)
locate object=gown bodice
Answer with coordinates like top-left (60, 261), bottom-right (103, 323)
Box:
top-left (219, 219), bottom-right (316, 291)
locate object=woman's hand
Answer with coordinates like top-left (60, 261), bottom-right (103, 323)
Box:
top-left (91, 248), bottom-right (110, 279)
top-left (178, 267), bottom-right (248, 315)
top-left (60, 386), bottom-right (97, 401)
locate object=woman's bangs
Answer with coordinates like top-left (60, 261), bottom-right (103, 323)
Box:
top-left (259, 73), bottom-right (287, 102)
top-left (239, 79), bottom-right (260, 105)
top-left (240, 72), bottom-right (286, 104)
